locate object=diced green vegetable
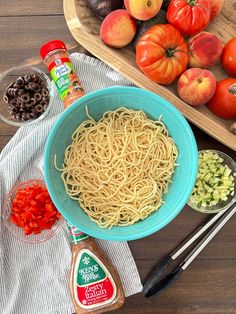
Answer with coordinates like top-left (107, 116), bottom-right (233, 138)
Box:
top-left (190, 151), bottom-right (235, 208)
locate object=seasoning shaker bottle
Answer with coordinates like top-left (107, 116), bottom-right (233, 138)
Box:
top-left (40, 40), bottom-right (84, 108)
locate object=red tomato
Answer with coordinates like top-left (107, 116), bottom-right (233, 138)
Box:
top-left (221, 37), bottom-right (236, 76)
top-left (136, 24), bottom-right (189, 85)
top-left (167, 0), bottom-right (210, 36)
top-left (10, 183), bottom-right (61, 235)
top-left (207, 78), bottom-right (236, 119)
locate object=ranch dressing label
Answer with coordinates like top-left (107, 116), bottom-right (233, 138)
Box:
top-left (74, 249), bottom-right (117, 309)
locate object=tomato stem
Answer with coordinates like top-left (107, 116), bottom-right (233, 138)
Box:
top-left (228, 84), bottom-right (236, 96)
top-left (165, 48), bottom-right (175, 58)
top-left (187, 0), bottom-right (197, 6)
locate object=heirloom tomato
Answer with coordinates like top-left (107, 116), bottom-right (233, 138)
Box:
top-left (136, 24), bottom-right (189, 85)
top-left (221, 37), bottom-right (236, 76)
top-left (207, 78), bottom-right (236, 119)
top-left (167, 0), bottom-right (210, 36)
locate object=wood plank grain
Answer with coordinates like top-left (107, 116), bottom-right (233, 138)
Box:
top-left (129, 205), bottom-right (236, 261)
top-left (0, 134), bottom-right (17, 150)
top-left (117, 260), bottom-right (236, 314)
top-left (0, 0), bottom-right (63, 16)
top-left (0, 15), bottom-right (80, 73)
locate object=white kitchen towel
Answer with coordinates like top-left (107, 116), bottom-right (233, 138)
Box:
top-left (0, 53), bottom-right (143, 314)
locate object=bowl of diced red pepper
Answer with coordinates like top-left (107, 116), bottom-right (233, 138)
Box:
top-left (2, 179), bottom-right (64, 243)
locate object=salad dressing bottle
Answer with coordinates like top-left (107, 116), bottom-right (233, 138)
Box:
top-left (68, 223), bottom-right (125, 314)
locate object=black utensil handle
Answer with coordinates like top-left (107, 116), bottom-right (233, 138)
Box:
top-left (145, 266), bottom-right (184, 298)
top-left (142, 255), bottom-right (173, 295)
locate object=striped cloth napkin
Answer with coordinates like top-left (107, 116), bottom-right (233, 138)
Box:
top-left (0, 53), bottom-right (143, 314)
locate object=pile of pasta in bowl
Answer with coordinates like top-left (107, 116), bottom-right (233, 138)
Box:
top-left (44, 86), bottom-right (198, 241)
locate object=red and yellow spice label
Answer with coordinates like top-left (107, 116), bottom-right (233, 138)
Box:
top-left (74, 249), bottom-right (117, 309)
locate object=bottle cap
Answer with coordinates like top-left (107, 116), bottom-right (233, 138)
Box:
top-left (40, 40), bottom-right (67, 60)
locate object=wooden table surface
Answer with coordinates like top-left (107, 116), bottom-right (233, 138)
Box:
top-left (1, 1), bottom-right (236, 314)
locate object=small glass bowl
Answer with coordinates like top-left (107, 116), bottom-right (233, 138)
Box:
top-left (188, 150), bottom-right (236, 214)
top-left (0, 65), bottom-right (54, 126)
top-left (2, 179), bottom-right (64, 244)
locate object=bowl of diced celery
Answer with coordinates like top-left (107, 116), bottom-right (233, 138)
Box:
top-left (188, 150), bottom-right (236, 213)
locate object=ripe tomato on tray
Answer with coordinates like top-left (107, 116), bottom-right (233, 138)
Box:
top-left (221, 37), bottom-right (236, 77)
top-left (207, 78), bottom-right (236, 119)
top-left (166, 0), bottom-right (210, 36)
top-left (136, 24), bottom-right (189, 85)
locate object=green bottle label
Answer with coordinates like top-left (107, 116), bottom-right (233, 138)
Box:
top-left (67, 222), bottom-right (89, 243)
top-left (77, 252), bottom-right (106, 286)
top-left (48, 57), bottom-right (83, 101)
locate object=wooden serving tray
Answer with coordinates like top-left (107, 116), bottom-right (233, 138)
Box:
top-left (64, 0), bottom-right (236, 151)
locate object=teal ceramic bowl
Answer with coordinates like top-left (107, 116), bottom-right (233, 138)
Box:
top-left (44, 86), bottom-right (198, 241)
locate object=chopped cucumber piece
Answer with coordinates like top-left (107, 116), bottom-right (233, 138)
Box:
top-left (224, 167), bottom-right (232, 177)
top-left (189, 151), bottom-right (235, 208)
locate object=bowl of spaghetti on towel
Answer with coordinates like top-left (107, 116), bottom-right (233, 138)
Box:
top-left (44, 86), bottom-right (198, 241)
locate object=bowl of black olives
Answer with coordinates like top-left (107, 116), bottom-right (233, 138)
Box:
top-left (0, 66), bottom-right (54, 126)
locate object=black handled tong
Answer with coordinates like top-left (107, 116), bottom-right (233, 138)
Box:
top-left (143, 202), bottom-right (236, 298)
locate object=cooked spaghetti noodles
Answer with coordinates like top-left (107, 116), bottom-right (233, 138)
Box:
top-left (56, 107), bottom-right (178, 228)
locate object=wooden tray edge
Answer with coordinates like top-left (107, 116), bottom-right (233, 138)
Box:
top-left (64, 0), bottom-right (236, 151)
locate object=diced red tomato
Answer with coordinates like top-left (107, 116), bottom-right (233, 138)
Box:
top-left (10, 183), bottom-right (61, 235)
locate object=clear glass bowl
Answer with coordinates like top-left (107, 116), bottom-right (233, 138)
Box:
top-left (188, 150), bottom-right (236, 214)
top-left (2, 179), bottom-right (64, 244)
top-left (0, 65), bottom-right (54, 126)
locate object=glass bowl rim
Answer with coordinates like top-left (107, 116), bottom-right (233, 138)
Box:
top-left (2, 179), bottom-right (64, 244)
top-left (0, 65), bottom-right (54, 127)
